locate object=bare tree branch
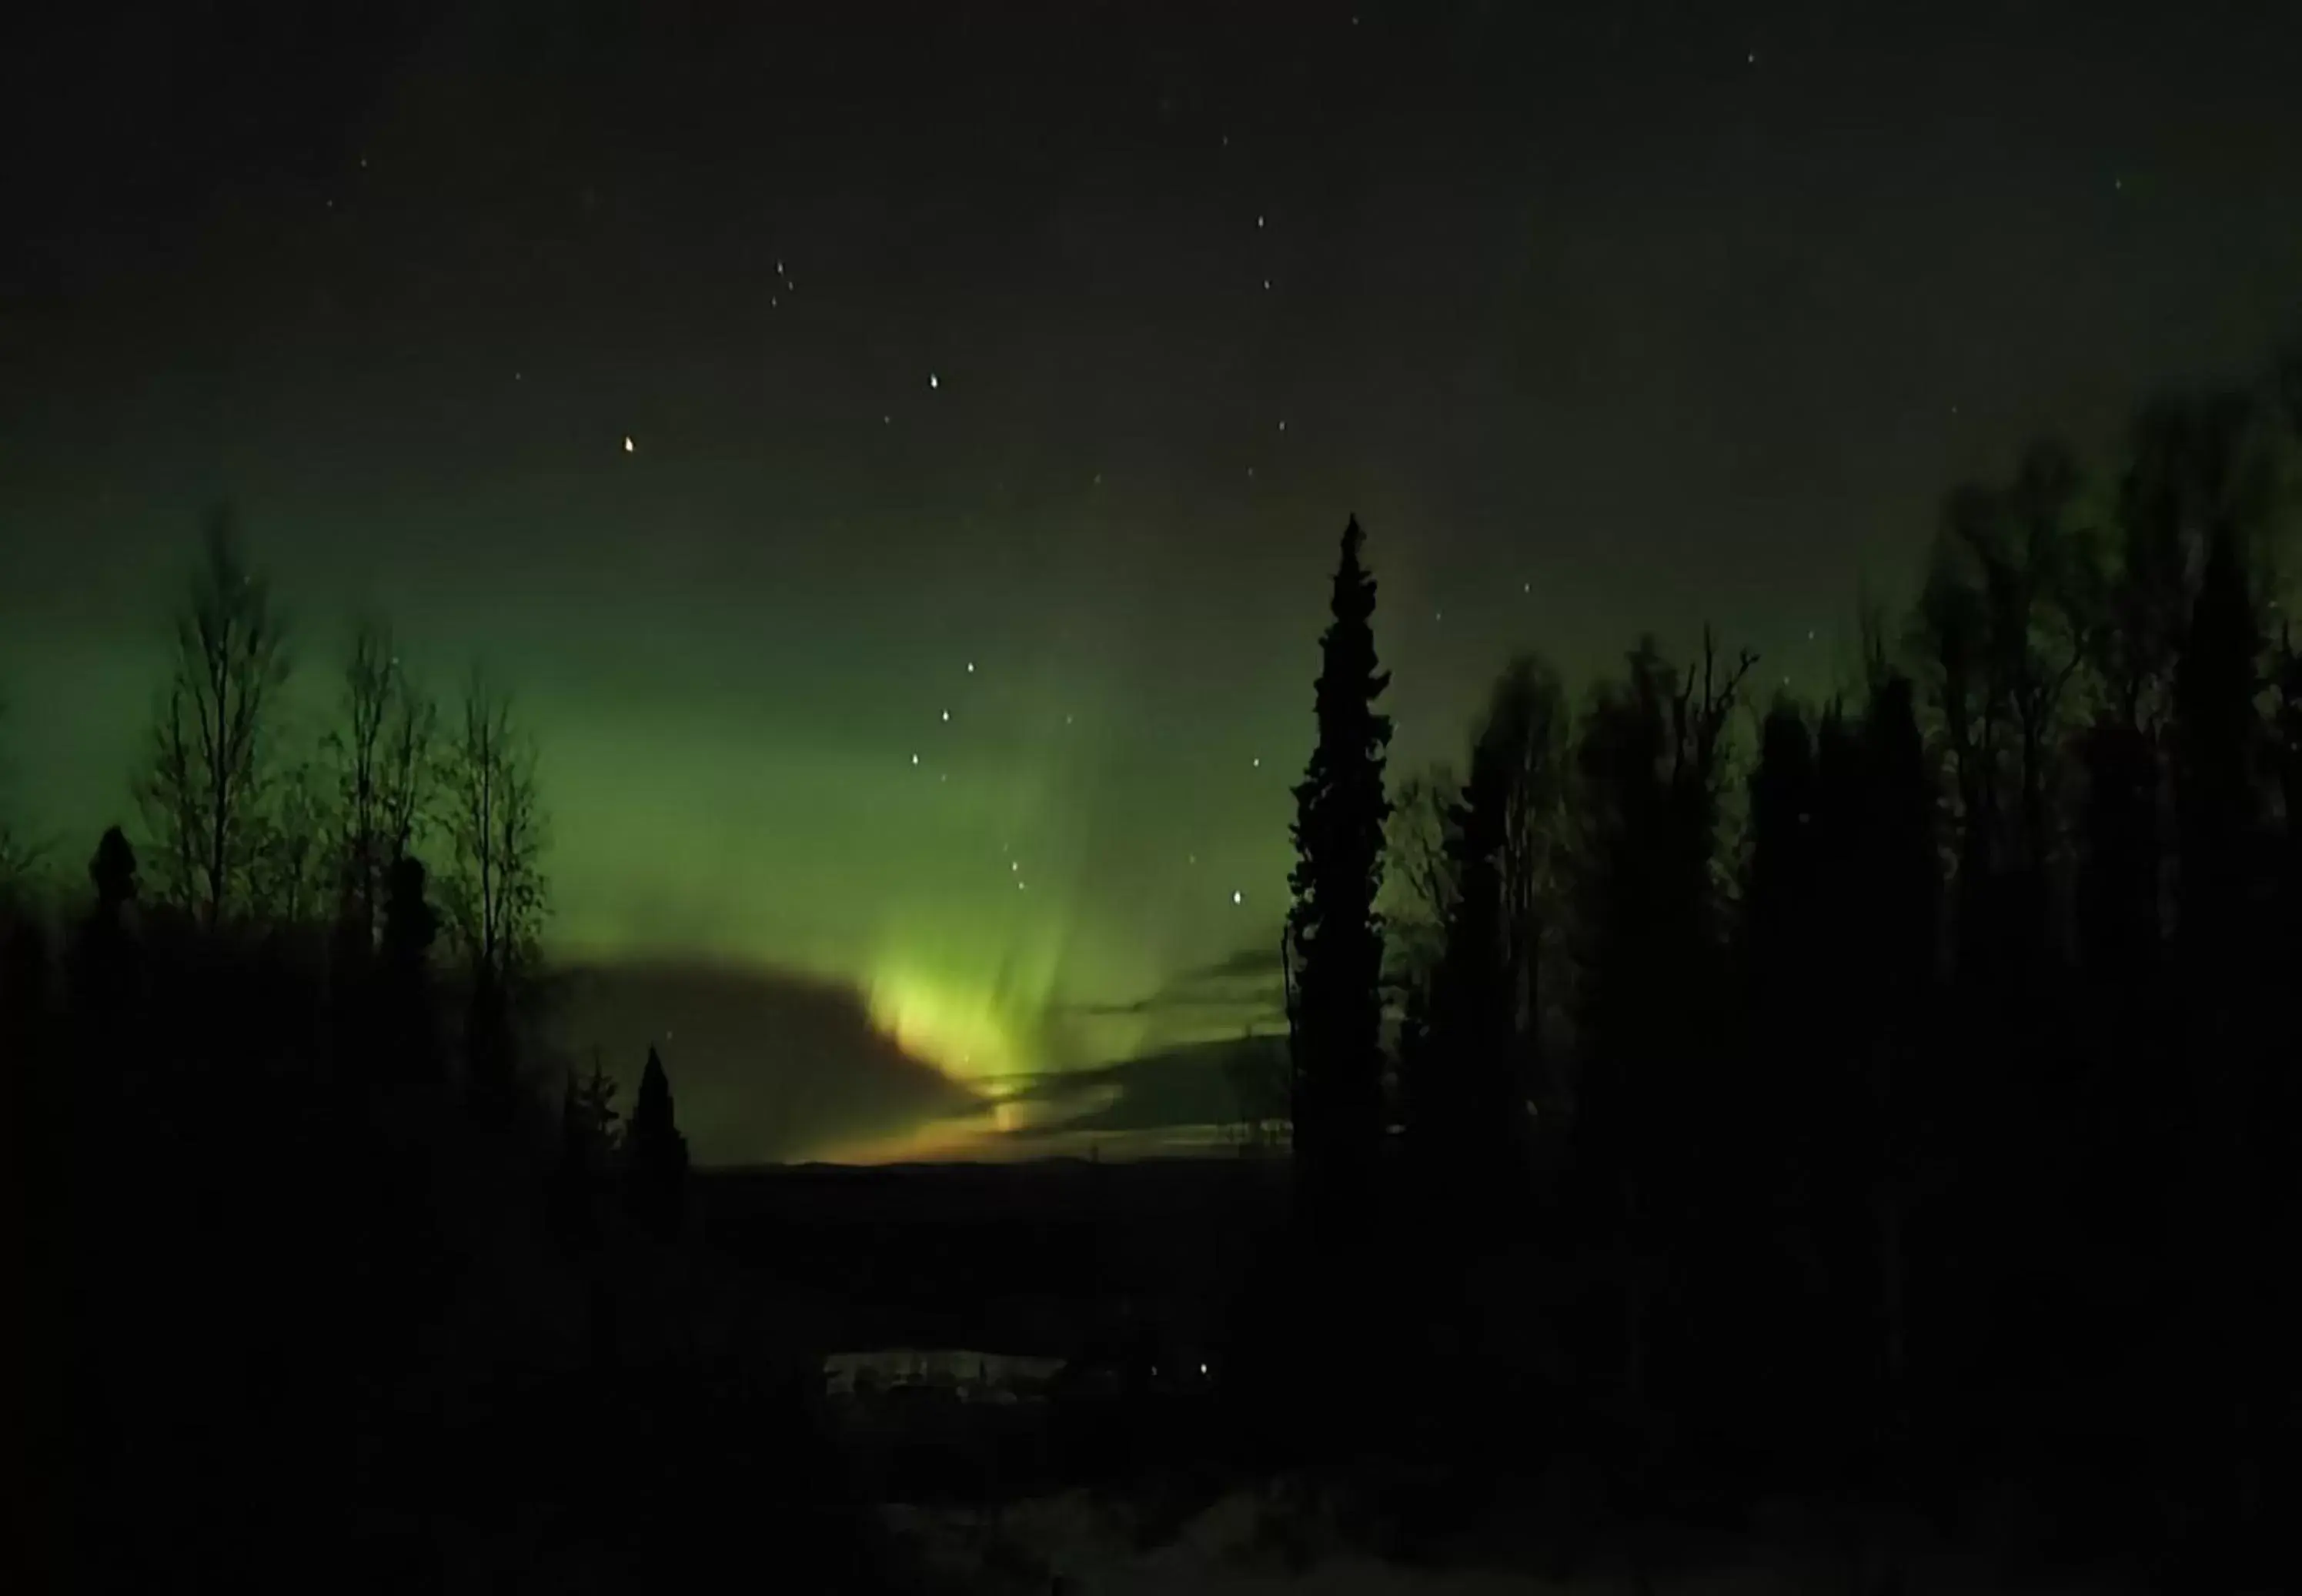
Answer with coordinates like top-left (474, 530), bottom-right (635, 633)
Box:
top-left (136, 511), bottom-right (290, 926)
top-left (249, 757), bottom-right (329, 927)
top-left (439, 670), bottom-right (546, 990)
top-left (326, 619), bottom-right (436, 943)
top-left (0, 694), bottom-right (45, 896)
top-left (1383, 760), bottom-right (1459, 973)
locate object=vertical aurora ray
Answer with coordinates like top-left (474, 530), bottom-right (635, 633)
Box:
top-left (502, 567), bottom-right (1194, 1157)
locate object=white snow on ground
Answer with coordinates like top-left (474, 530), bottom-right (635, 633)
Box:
top-left (884, 1480), bottom-right (2147, 1595)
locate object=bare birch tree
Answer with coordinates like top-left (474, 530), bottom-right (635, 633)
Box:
top-left (0, 693), bottom-right (39, 896)
top-left (1476, 653), bottom-right (1571, 1072)
top-left (138, 513), bottom-right (290, 926)
top-left (326, 619), bottom-right (436, 943)
top-left (1383, 760), bottom-right (1459, 981)
top-left (249, 756), bottom-right (329, 927)
top-left (439, 671), bottom-right (546, 990)
top-left (439, 672), bottom-right (546, 1124)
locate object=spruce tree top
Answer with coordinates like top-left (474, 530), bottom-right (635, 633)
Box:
top-left (90, 826), bottom-right (139, 915)
top-left (380, 856), bottom-right (439, 962)
top-left (1289, 516), bottom-right (1393, 930)
top-left (631, 1044), bottom-right (680, 1150)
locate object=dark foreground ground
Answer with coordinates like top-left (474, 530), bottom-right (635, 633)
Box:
top-left (22, 1128), bottom-right (2218, 1592)
top-left (688, 1160), bottom-right (2178, 1594)
top-left (697, 1157), bottom-right (1291, 1365)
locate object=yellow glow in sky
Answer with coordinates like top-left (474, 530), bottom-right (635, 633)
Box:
top-left (864, 960), bottom-right (1037, 1089)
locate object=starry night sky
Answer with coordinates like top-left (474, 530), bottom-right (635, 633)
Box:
top-left (5, 2), bottom-right (2300, 1160)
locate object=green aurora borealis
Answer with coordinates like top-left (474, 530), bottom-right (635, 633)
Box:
top-left (0, 467), bottom-right (1349, 1157)
top-left (7, 2), bottom-right (2301, 1158)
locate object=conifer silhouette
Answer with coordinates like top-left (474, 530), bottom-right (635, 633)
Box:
top-left (1285, 516), bottom-right (1392, 1246)
top-left (624, 1045), bottom-right (688, 1240)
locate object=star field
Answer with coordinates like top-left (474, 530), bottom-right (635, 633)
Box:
top-left (3, 1), bottom-right (2300, 1157)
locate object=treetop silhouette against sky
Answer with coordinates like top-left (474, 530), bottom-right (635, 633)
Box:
top-left (4, 1), bottom-right (2300, 1158)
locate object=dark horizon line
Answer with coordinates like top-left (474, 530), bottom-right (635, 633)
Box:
top-left (702, 1148), bottom-right (1290, 1177)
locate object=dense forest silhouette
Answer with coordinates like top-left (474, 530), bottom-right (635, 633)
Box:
top-left (4, 354), bottom-right (2300, 1591)
top-left (0, 523), bottom-right (797, 1591)
top-left (1271, 355), bottom-right (2302, 1591)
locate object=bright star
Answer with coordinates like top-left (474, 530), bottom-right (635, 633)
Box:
top-left (1231, 890), bottom-right (1243, 906)
top-left (929, 373), bottom-right (939, 390)
top-left (911, 753), bottom-right (920, 766)
top-left (623, 436), bottom-right (634, 452)
top-left (941, 710), bottom-right (951, 723)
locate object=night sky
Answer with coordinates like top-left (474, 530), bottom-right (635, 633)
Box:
top-left (5, 2), bottom-right (2300, 1160)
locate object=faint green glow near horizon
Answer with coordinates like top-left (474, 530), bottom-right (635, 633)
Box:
top-left (0, 512), bottom-right (1311, 1160)
top-left (510, 669), bottom-right (1194, 1114)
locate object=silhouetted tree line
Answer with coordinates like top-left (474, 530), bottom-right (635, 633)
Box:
top-left (1281, 358), bottom-right (2302, 1585)
top-left (0, 516), bottom-right (563, 1107)
top-left (0, 513), bottom-right (694, 1590)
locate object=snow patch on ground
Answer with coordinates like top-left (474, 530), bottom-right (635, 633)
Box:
top-left (882, 1477), bottom-right (2147, 1595)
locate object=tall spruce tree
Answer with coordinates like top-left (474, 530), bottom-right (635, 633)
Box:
top-left (550, 1069), bottom-right (596, 1250)
top-left (1285, 516), bottom-right (1393, 1244)
top-left (1852, 670), bottom-right (1936, 1431)
top-left (1412, 735), bottom-right (1514, 1216)
top-left (2174, 523), bottom-right (2261, 965)
top-left (625, 1045), bottom-right (689, 1241)
top-left (1733, 696), bottom-right (1851, 1460)
top-left (1408, 658), bottom-right (1564, 1240)
top-left (551, 1053), bottom-right (621, 1250)
top-left (376, 856), bottom-right (441, 1084)
top-left (1741, 698), bottom-right (1825, 1191)
top-left (78, 828), bottom-right (141, 1002)
top-left (1572, 633), bottom-right (1752, 1414)
top-left (2168, 503), bottom-right (2277, 1558)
